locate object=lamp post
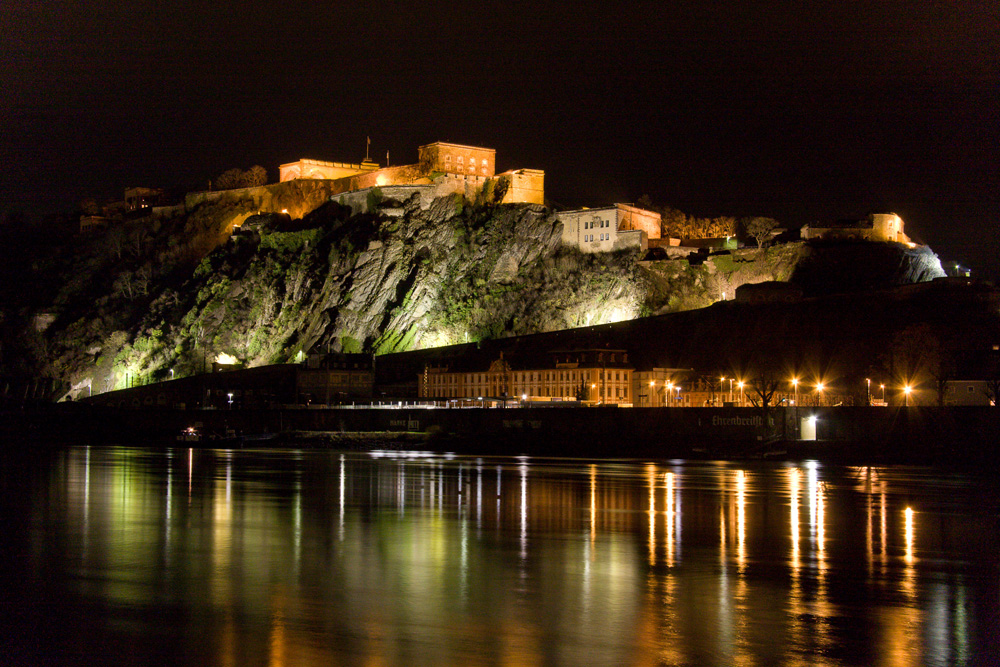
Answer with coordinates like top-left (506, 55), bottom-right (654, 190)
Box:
top-left (729, 378), bottom-right (734, 404)
top-left (880, 383), bottom-right (885, 404)
top-left (227, 392), bottom-right (233, 409)
top-left (737, 380), bottom-right (745, 407)
top-left (666, 382), bottom-right (673, 407)
top-left (816, 382), bottom-right (824, 407)
top-left (170, 368), bottom-right (174, 381)
top-left (903, 384), bottom-right (912, 407)
top-left (792, 377), bottom-right (799, 406)
top-left (866, 377), bottom-right (870, 406)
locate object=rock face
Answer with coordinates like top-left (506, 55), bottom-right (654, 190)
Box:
top-left (0, 188), bottom-right (948, 399)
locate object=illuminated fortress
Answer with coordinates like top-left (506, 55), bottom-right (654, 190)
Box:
top-left (279, 141), bottom-right (544, 206)
top-left (280, 141), bottom-right (663, 252)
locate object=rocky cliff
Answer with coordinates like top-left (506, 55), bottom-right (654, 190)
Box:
top-left (0, 189), bottom-right (945, 399)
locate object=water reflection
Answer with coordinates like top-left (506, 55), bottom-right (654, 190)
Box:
top-left (9, 448), bottom-right (999, 666)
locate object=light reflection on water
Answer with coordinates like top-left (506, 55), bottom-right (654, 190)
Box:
top-left (4, 446), bottom-right (999, 666)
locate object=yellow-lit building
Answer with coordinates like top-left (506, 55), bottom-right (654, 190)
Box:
top-left (558, 203), bottom-right (661, 253)
top-left (419, 349), bottom-right (634, 405)
top-left (279, 158), bottom-right (380, 182)
top-left (418, 141), bottom-right (496, 178)
top-left (277, 141), bottom-right (545, 206)
top-left (800, 213), bottom-right (911, 244)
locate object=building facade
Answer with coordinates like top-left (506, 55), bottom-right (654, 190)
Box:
top-left (419, 350), bottom-right (634, 405)
top-left (801, 213), bottom-right (911, 244)
top-left (279, 158), bottom-right (380, 182)
top-left (278, 142), bottom-right (544, 207)
top-left (558, 203), bottom-right (661, 253)
top-left (418, 142), bottom-right (496, 178)
top-left (493, 169), bottom-right (545, 205)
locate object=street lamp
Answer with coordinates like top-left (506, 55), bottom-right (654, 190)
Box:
top-left (170, 368), bottom-right (174, 381)
top-left (791, 377), bottom-right (799, 406)
top-left (666, 381), bottom-right (673, 406)
top-left (816, 382), bottom-right (824, 407)
top-left (227, 392), bottom-right (233, 409)
top-left (737, 380), bottom-right (745, 407)
top-left (880, 384), bottom-right (885, 404)
top-left (866, 377), bottom-right (870, 406)
top-left (903, 384), bottom-right (912, 407)
top-left (729, 378), bottom-right (734, 403)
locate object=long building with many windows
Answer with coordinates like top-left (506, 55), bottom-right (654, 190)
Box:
top-left (418, 349), bottom-right (634, 405)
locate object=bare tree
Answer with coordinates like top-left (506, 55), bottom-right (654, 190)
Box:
top-left (885, 323), bottom-right (954, 405)
top-left (243, 165), bottom-right (268, 187)
top-left (113, 271), bottom-right (136, 300)
top-left (128, 226), bottom-right (150, 259)
top-left (215, 168), bottom-right (244, 190)
top-left (107, 224), bottom-right (128, 260)
top-left (135, 263), bottom-right (153, 297)
top-left (744, 217), bottom-right (779, 249)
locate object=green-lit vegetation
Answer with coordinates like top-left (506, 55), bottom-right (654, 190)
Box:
top-left (0, 188), bottom-right (946, 399)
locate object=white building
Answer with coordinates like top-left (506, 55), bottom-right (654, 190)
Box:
top-left (557, 203), bottom-right (661, 253)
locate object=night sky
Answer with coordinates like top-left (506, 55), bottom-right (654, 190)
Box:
top-left (3, 1), bottom-right (997, 277)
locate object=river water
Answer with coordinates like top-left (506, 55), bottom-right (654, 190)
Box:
top-left (2, 445), bottom-right (998, 666)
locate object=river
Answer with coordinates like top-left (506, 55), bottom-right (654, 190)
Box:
top-left (2, 445), bottom-right (997, 665)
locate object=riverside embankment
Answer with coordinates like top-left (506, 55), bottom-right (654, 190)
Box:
top-left (7, 403), bottom-right (1000, 465)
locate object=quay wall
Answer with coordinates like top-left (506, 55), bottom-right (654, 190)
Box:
top-left (11, 405), bottom-right (1000, 464)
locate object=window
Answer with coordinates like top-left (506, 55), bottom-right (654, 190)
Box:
top-left (445, 154), bottom-right (452, 164)
top-left (457, 156), bottom-right (464, 164)
top-left (469, 158), bottom-right (476, 166)
top-left (482, 166), bottom-right (487, 175)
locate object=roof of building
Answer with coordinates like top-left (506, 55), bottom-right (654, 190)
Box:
top-left (418, 141), bottom-right (495, 154)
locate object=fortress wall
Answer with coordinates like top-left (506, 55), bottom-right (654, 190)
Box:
top-left (616, 203), bottom-right (661, 239)
top-left (499, 169), bottom-right (545, 205)
top-left (614, 230), bottom-right (647, 252)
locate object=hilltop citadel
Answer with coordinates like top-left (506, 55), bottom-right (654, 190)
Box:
top-left (81, 140), bottom-right (912, 255)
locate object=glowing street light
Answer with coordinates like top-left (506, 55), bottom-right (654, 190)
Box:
top-left (791, 377), bottom-right (799, 406)
top-left (866, 377), bottom-right (870, 406)
top-left (227, 392), bottom-right (233, 409)
top-left (170, 368), bottom-right (174, 380)
top-left (903, 384), bottom-right (912, 407)
top-left (737, 380), bottom-right (745, 407)
top-left (880, 383), bottom-right (885, 404)
top-left (816, 382), bottom-right (825, 407)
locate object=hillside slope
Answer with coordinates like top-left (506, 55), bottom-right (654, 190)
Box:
top-left (0, 190), bottom-right (945, 399)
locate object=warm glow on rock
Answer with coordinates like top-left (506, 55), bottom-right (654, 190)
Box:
top-left (215, 352), bottom-right (239, 365)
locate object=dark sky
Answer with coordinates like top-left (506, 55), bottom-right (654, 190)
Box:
top-left (3, 1), bottom-right (998, 276)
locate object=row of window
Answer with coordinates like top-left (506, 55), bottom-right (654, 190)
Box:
top-left (584, 219), bottom-right (610, 229)
top-left (423, 385), bottom-right (630, 399)
top-left (584, 233), bottom-right (611, 242)
top-left (428, 370), bottom-right (629, 384)
top-left (444, 154), bottom-right (487, 166)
